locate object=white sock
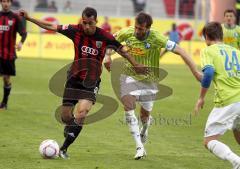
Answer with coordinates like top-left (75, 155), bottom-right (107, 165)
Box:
top-left (141, 116), bottom-right (151, 134)
top-left (125, 110), bottom-right (143, 148)
top-left (207, 140), bottom-right (240, 166)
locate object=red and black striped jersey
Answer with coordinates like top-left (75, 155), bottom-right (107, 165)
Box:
top-left (0, 11), bottom-right (27, 60)
top-left (57, 24), bottom-right (123, 81)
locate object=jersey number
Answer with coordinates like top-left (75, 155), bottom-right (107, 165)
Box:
top-left (220, 49), bottom-right (240, 71)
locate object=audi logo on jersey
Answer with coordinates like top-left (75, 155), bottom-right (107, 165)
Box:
top-left (81, 46), bottom-right (99, 56)
top-left (0, 25), bottom-right (10, 32)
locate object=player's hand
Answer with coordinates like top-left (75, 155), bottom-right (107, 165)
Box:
top-left (16, 42), bottom-right (23, 51)
top-left (19, 10), bottom-right (29, 19)
top-left (133, 63), bottom-right (148, 75)
top-left (194, 98), bottom-right (204, 116)
top-left (104, 61), bottom-right (111, 72)
top-left (104, 55), bottom-right (112, 72)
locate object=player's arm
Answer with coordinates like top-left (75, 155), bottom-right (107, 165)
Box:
top-left (117, 46), bottom-right (147, 74)
top-left (172, 44), bottom-right (203, 81)
top-left (104, 32), bottom-right (122, 72)
top-left (19, 10), bottom-right (57, 32)
top-left (104, 49), bottom-right (113, 72)
top-left (16, 16), bottom-right (27, 51)
top-left (194, 66), bottom-right (214, 115)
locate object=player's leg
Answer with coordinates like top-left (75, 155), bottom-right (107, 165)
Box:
top-left (204, 105), bottom-right (240, 168)
top-left (0, 75), bottom-right (11, 109)
top-left (0, 59), bottom-right (15, 109)
top-left (204, 135), bottom-right (240, 169)
top-left (60, 100), bottom-right (93, 159)
top-left (139, 104), bottom-right (152, 144)
top-left (121, 95), bottom-right (145, 159)
top-left (59, 102), bottom-right (76, 159)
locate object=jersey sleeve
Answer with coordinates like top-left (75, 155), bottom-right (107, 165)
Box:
top-left (154, 31), bottom-right (175, 50)
top-left (16, 15), bottom-right (27, 43)
top-left (200, 48), bottom-right (214, 70)
top-left (57, 24), bottom-right (77, 40)
top-left (17, 16), bottom-right (27, 36)
top-left (106, 34), bottom-right (123, 51)
top-left (115, 27), bottom-right (131, 43)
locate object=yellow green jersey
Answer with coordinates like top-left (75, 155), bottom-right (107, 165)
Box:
top-left (115, 26), bottom-right (175, 81)
top-left (201, 43), bottom-right (240, 107)
top-left (222, 24), bottom-right (240, 49)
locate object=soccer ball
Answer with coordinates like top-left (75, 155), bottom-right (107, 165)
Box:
top-left (39, 139), bottom-right (59, 159)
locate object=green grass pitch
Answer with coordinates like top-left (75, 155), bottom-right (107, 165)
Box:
top-left (0, 58), bottom-right (238, 169)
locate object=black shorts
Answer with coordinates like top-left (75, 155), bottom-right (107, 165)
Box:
top-left (0, 59), bottom-right (16, 76)
top-left (62, 77), bottom-right (101, 106)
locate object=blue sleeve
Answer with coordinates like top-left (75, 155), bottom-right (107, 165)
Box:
top-left (201, 66), bottom-right (214, 88)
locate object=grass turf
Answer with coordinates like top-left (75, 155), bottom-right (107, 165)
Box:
top-left (0, 58), bottom-right (238, 169)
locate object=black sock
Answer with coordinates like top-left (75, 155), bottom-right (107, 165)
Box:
top-left (60, 118), bottom-right (82, 151)
top-left (2, 84), bottom-right (11, 104)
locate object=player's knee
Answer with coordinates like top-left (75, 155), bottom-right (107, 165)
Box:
top-left (203, 139), bottom-right (209, 149)
top-left (61, 112), bottom-right (73, 124)
top-left (76, 109), bottom-right (89, 119)
top-left (121, 98), bottom-right (136, 111)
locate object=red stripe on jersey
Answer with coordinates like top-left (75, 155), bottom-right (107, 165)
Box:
top-left (71, 32), bottom-right (81, 77)
top-left (9, 18), bottom-right (16, 60)
top-left (3, 16), bottom-right (9, 60)
top-left (0, 16), bottom-right (3, 58)
top-left (79, 36), bottom-right (89, 80)
top-left (89, 39), bottom-right (98, 81)
top-left (74, 32), bottom-right (80, 61)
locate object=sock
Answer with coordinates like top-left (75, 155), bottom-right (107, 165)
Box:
top-left (60, 118), bottom-right (82, 151)
top-left (207, 140), bottom-right (240, 166)
top-left (2, 84), bottom-right (11, 104)
top-left (125, 110), bottom-right (143, 148)
top-left (141, 116), bottom-right (151, 134)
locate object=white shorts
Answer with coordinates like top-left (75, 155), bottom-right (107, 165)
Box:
top-left (204, 102), bottom-right (240, 137)
top-left (120, 75), bottom-right (158, 112)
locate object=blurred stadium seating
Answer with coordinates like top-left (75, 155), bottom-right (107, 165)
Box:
top-left (17, 0), bottom-right (199, 18)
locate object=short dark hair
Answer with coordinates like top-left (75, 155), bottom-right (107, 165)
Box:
top-left (202, 22), bottom-right (223, 41)
top-left (224, 9), bottom-right (236, 17)
top-left (82, 7), bottom-right (97, 20)
top-left (135, 12), bottom-right (153, 28)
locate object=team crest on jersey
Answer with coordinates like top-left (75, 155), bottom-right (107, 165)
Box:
top-left (96, 41), bottom-right (102, 48)
top-left (234, 32), bottom-right (239, 38)
top-left (144, 42), bottom-right (151, 49)
top-left (8, 20), bottom-right (13, 26)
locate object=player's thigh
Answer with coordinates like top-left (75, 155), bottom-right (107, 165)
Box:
top-left (233, 130), bottom-right (240, 144)
top-left (205, 102), bottom-right (240, 138)
top-left (121, 95), bottom-right (137, 111)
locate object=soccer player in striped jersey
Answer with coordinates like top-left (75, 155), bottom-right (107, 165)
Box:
top-left (104, 12), bottom-right (201, 160)
top-left (20, 7), bottom-right (147, 159)
top-left (195, 22), bottom-right (240, 169)
top-left (222, 9), bottom-right (240, 49)
top-left (0, 0), bottom-right (27, 109)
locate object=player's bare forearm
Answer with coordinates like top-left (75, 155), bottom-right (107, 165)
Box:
top-left (194, 87), bottom-right (208, 115)
top-left (117, 47), bottom-right (137, 66)
top-left (173, 45), bottom-right (202, 81)
top-left (199, 87), bottom-right (208, 99)
top-left (28, 17), bottom-right (57, 31)
top-left (20, 10), bottom-right (57, 31)
top-left (117, 47), bottom-right (147, 74)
